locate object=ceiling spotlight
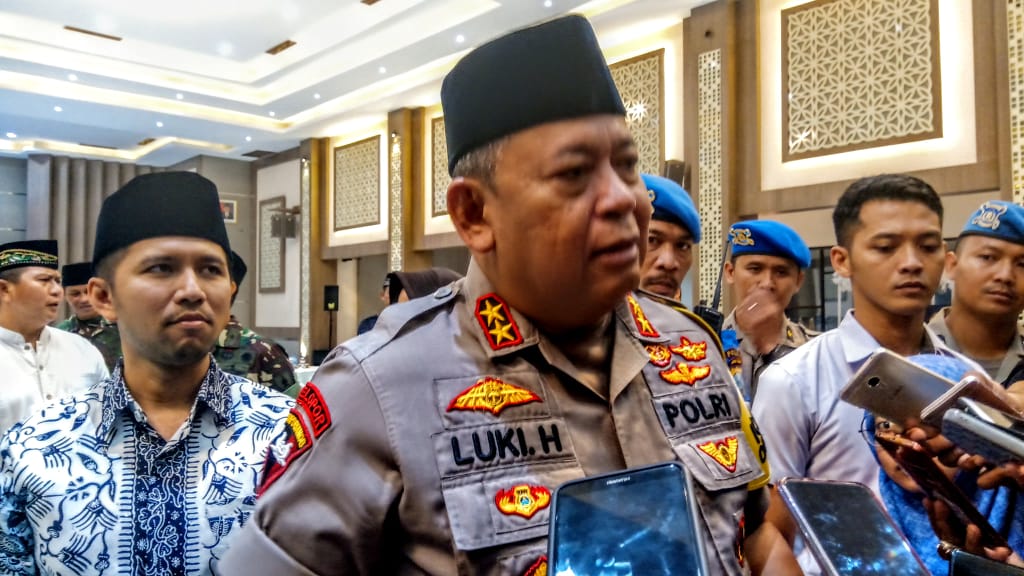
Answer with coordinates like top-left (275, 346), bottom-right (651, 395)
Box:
top-left (67, 73), bottom-right (78, 81)
top-left (313, 93), bottom-right (321, 100)
top-left (156, 121), bottom-right (164, 128)
top-left (378, 66), bottom-right (387, 74)
top-left (455, 34), bottom-right (465, 44)
top-left (53, 105), bottom-right (63, 112)
top-left (269, 111), bottom-right (276, 117)
top-left (245, 136), bottom-right (252, 142)
top-left (5, 132), bottom-right (15, 139)
top-left (176, 93), bottom-right (184, 100)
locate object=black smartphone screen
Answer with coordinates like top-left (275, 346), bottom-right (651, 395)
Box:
top-left (780, 480), bottom-right (929, 576)
top-left (549, 463), bottom-right (704, 576)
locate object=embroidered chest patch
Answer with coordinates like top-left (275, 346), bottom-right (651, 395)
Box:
top-left (476, 293), bottom-right (524, 350)
top-left (627, 294), bottom-right (660, 338)
top-left (447, 377), bottom-right (541, 416)
top-left (495, 484), bottom-right (551, 519)
top-left (524, 555), bottom-right (548, 576)
top-left (697, 436), bottom-right (739, 473)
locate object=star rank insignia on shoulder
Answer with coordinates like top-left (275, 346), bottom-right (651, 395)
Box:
top-left (476, 293), bottom-right (524, 351)
top-left (495, 484), bottom-right (551, 519)
top-left (447, 377), bottom-right (541, 415)
top-left (697, 436), bottom-right (740, 473)
top-left (627, 294), bottom-right (660, 338)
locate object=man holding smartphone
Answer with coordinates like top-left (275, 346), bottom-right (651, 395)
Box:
top-left (928, 200), bottom-right (1024, 387)
top-left (752, 174), bottom-right (964, 574)
top-left (223, 15), bottom-right (799, 576)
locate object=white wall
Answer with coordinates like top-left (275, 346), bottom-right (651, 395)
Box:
top-left (255, 159), bottom-right (301, 328)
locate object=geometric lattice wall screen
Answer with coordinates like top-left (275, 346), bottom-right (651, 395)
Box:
top-left (610, 49), bottom-right (665, 176)
top-left (782, 0), bottom-right (942, 160)
top-left (333, 135), bottom-right (381, 231)
top-left (1010, 0), bottom-right (1024, 204)
top-left (431, 117), bottom-right (450, 217)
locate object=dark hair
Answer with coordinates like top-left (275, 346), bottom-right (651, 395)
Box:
top-left (0, 268), bottom-right (25, 284)
top-left (832, 174), bottom-right (943, 247)
top-left (93, 248), bottom-right (127, 290)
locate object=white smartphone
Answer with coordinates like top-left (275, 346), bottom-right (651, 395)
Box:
top-left (840, 348), bottom-right (956, 425)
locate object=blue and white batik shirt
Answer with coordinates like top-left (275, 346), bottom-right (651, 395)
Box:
top-left (0, 358), bottom-right (293, 576)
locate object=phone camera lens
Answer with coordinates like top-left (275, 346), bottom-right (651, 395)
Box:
top-left (867, 376), bottom-right (880, 388)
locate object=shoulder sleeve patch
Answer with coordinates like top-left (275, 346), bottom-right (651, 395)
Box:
top-left (257, 408), bottom-right (313, 496)
top-left (296, 383), bottom-right (332, 438)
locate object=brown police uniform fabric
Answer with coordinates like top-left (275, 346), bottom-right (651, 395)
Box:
top-left (224, 262), bottom-right (768, 575)
top-left (722, 311), bottom-right (817, 399)
top-left (928, 307), bottom-right (1024, 386)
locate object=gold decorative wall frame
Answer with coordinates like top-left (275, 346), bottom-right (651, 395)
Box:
top-left (430, 116), bottom-right (450, 217)
top-left (333, 135), bottom-right (382, 231)
top-left (781, 0), bottom-right (942, 161)
top-left (610, 49), bottom-right (665, 176)
top-left (258, 195), bottom-right (285, 294)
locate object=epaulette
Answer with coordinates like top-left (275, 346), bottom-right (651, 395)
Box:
top-left (634, 289), bottom-right (725, 357)
top-left (345, 284), bottom-right (460, 360)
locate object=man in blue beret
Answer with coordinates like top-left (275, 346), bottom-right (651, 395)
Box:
top-left (722, 220), bottom-right (816, 397)
top-left (639, 173), bottom-right (700, 300)
top-left (928, 200), bottom-right (1024, 386)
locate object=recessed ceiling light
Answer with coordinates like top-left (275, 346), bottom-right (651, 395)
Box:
top-left (544, 0), bottom-right (552, 6)
top-left (176, 93), bottom-right (184, 100)
top-left (53, 105), bottom-right (63, 112)
top-left (216, 41), bottom-right (234, 57)
top-left (156, 121), bottom-right (164, 128)
top-left (313, 93), bottom-right (321, 100)
top-left (378, 66), bottom-right (387, 74)
top-left (269, 111), bottom-right (276, 117)
top-left (455, 34), bottom-right (465, 44)
top-left (245, 136), bottom-right (252, 142)
top-left (5, 132), bottom-right (15, 139)
top-left (67, 73), bottom-right (78, 81)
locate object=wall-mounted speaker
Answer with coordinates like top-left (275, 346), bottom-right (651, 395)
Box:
top-left (324, 285), bottom-right (339, 311)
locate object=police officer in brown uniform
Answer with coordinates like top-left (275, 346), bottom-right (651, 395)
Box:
top-left (222, 15), bottom-right (798, 576)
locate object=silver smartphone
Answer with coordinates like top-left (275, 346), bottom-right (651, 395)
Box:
top-left (548, 462), bottom-right (710, 576)
top-left (778, 478), bottom-right (930, 576)
top-left (840, 348), bottom-right (956, 426)
top-left (943, 401), bottom-right (1024, 464)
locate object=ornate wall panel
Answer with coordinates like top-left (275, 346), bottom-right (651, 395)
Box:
top-left (259, 196), bottom-right (285, 293)
top-left (333, 135), bottom-right (381, 230)
top-left (1011, 0), bottom-right (1024, 204)
top-left (610, 49), bottom-right (665, 176)
top-left (697, 49), bottom-right (723, 306)
top-left (431, 117), bottom-right (450, 217)
top-left (389, 133), bottom-right (404, 271)
top-left (782, 0), bottom-right (942, 160)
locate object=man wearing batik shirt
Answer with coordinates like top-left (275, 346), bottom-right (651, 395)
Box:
top-left (0, 172), bottom-right (292, 576)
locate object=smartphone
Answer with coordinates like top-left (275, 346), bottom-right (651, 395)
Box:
top-left (943, 408), bottom-right (1024, 464)
top-left (777, 478), bottom-right (929, 576)
top-left (949, 549), bottom-right (1024, 575)
top-left (841, 349), bottom-right (956, 425)
top-left (875, 434), bottom-right (1009, 549)
top-left (920, 376), bottom-right (1021, 427)
top-left (548, 462), bottom-right (709, 576)
top-left (958, 397), bottom-right (1024, 432)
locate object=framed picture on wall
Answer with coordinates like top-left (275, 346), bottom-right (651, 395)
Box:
top-left (220, 200), bottom-right (237, 223)
top-left (259, 196), bottom-right (286, 293)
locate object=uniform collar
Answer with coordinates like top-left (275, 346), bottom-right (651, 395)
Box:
top-left (462, 261), bottom-right (540, 358)
top-left (0, 324), bottom-right (50, 349)
top-left (217, 316), bottom-right (244, 349)
top-left (98, 356), bottom-right (235, 440)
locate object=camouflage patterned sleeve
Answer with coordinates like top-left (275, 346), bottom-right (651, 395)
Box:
top-left (250, 338), bottom-right (297, 393)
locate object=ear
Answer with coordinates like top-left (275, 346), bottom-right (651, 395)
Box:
top-left (447, 177), bottom-right (495, 253)
top-left (944, 249), bottom-right (958, 277)
top-left (830, 245), bottom-right (851, 278)
top-left (231, 281), bottom-right (238, 298)
top-left (723, 261), bottom-right (735, 284)
top-left (795, 269), bottom-right (806, 290)
top-left (88, 277), bottom-right (118, 323)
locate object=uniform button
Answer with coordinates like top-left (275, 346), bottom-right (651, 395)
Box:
top-left (434, 286), bottom-right (453, 298)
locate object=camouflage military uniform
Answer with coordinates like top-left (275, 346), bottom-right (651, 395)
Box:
top-left (213, 316), bottom-right (296, 393)
top-left (55, 315), bottom-right (122, 371)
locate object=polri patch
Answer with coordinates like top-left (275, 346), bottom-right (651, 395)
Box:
top-left (257, 409), bottom-right (312, 496)
top-left (660, 362), bottom-right (711, 386)
top-left (697, 436), bottom-right (739, 473)
top-left (524, 555), bottom-right (548, 576)
top-left (670, 336), bottom-right (707, 362)
top-left (476, 293), bottom-right (524, 350)
top-left (296, 383), bottom-right (331, 438)
top-left (447, 377), bottom-right (541, 416)
top-left (646, 344), bottom-right (672, 367)
top-left (627, 294), bottom-right (660, 338)
top-left (495, 484), bottom-right (551, 519)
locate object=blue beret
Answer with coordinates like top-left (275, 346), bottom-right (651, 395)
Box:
top-left (729, 220), bottom-right (811, 268)
top-left (959, 200), bottom-right (1024, 246)
top-left (643, 174), bottom-right (701, 243)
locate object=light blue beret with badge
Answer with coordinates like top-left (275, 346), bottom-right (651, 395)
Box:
top-left (643, 173), bottom-right (701, 243)
top-left (728, 220), bottom-right (811, 269)
top-left (959, 200), bottom-right (1024, 246)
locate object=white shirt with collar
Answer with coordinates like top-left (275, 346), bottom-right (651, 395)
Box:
top-left (0, 324), bottom-right (108, 435)
top-left (751, 309), bottom-right (971, 575)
